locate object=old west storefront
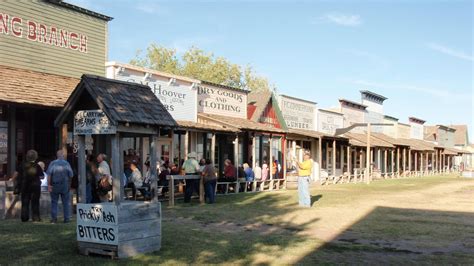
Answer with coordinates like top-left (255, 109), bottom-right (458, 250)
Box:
top-left (0, 1), bottom-right (112, 178)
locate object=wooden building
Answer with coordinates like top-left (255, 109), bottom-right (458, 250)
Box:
top-left (0, 1), bottom-right (112, 179)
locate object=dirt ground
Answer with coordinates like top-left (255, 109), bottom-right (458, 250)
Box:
top-left (166, 175), bottom-right (474, 264)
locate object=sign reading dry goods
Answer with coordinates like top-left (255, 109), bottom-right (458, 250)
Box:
top-left (74, 110), bottom-right (116, 135)
top-left (112, 70), bottom-right (197, 122)
top-left (197, 85), bottom-right (247, 119)
top-left (280, 96), bottom-right (315, 129)
top-left (77, 204), bottom-right (118, 245)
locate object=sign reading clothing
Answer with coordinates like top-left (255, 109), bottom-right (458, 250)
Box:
top-left (77, 204), bottom-right (118, 245)
top-left (74, 110), bottom-right (116, 135)
top-left (280, 96), bottom-right (315, 129)
top-left (113, 71), bottom-right (197, 122)
top-left (197, 85), bottom-right (247, 119)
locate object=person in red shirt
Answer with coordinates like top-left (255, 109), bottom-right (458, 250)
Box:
top-left (223, 159), bottom-right (236, 182)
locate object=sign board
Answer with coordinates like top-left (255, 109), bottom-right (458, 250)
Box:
top-left (317, 109), bottom-right (344, 135)
top-left (279, 95), bottom-right (315, 130)
top-left (74, 110), bottom-right (116, 135)
top-left (0, 121), bottom-right (7, 164)
top-left (77, 204), bottom-right (118, 245)
top-left (0, 2), bottom-right (107, 77)
top-left (197, 84), bottom-right (247, 119)
top-left (110, 68), bottom-right (197, 122)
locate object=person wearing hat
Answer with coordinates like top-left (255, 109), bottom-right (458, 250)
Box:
top-left (297, 150), bottom-right (313, 207)
top-left (182, 152), bottom-right (200, 203)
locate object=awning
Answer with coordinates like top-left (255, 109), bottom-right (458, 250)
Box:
top-left (198, 113), bottom-right (286, 134)
top-left (344, 132), bottom-right (393, 148)
top-left (176, 120), bottom-right (238, 133)
top-left (287, 128), bottom-right (325, 139)
top-left (0, 65), bottom-right (79, 108)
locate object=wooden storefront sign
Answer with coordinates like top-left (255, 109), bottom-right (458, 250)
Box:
top-left (74, 110), bottom-right (116, 135)
top-left (77, 204), bottom-right (118, 245)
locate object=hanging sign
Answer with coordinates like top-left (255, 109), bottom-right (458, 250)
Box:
top-left (74, 110), bottom-right (116, 135)
top-left (77, 204), bottom-right (118, 245)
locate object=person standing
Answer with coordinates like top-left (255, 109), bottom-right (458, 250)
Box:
top-left (19, 150), bottom-right (43, 222)
top-left (182, 152), bottom-right (200, 203)
top-left (297, 151), bottom-right (313, 207)
top-left (38, 161), bottom-right (48, 192)
top-left (47, 150), bottom-right (74, 223)
top-left (201, 159), bottom-right (217, 204)
top-left (96, 153), bottom-right (112, 202)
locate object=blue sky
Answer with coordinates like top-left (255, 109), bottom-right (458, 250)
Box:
top-left (68, 0), bottom-right (473, 140)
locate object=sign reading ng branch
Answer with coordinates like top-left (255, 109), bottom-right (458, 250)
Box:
top-left (0, 13), bottom-right (88, 53)
top-left (77, 204), bottom-right (118, 245)
top-left (74, 110), bottom-right (116, 135)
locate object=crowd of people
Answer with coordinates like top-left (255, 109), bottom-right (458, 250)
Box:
top-left (12, 146), bottom-right (307, 223)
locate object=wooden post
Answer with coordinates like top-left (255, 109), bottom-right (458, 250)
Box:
top-left (396, 147), bottom-right (400, 177)
top-left (391, 149), bottom-right (395, 177)
top-left (347, 146), bottom-right (351, 179)
top-left (425, 151), bottom-right (429, 174)
top-left (269, 136), bottom-right (273, 180)
top-left (184, 131), bottom-right (189, 160)
top-left (150, 134), bottom-right (158, 202)
top-left (377, 148), bottom-right (381, 174)
top-left (408, 148), bottom-right (411, 176)
top-left (61, 124), bottom-right (68, 154)
top-left (199, 177), bottom-right (204, 203)
top-left (112, 133), bottom-right (122, 203)
top-left (252, 134), bottom-right (256, 169)
top-left (384, 149), bottom-right (388, 177)
top-left (169, 176), bottom-right (175, 206)
top-left (402, 147), bottom-right (406, 177)
top-left (332, 139), bottom-right (336, 181)
top-left (326, 141), bottom-right (329, 174)
top-left (235, 134), bottom-right (240, 192)
top-left (366, 124), bottom-right (371, 184)
top-left (340, 144), bottom-right (344, 174)
top-left (415, 151), bottom-right (418, 175)
top-left (421, 151), bottom-right (424, 176)
top-left (77, 135), bottom-right (86, 203)
top-left (318, 138), bottom-right (322, 181)
top-left (7, 106), bottom-right (16, 176)
top-left (211, 133), bottom-right (216, 165)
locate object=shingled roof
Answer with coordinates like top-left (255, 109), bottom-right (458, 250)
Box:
top-left (344, 132), bottom-right (393, 148)
top-left (247, 90), bottom-right (273, 122)
top-left (0, 65), bottom-right (80, 108)
top-left (56, 75), bottom-right (176, 127)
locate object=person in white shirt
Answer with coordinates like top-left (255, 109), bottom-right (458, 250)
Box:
top-left (38, 161), bottom-right (48, 192)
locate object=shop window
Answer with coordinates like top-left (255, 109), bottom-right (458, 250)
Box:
top-left (0, 105), bottom-right (7, 178)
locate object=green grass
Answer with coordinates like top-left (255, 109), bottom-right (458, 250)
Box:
top-left (1, 174), bottom-right (473, 265)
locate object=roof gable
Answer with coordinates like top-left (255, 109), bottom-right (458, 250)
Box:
top-left (56, 75), bottom-right (177, 127)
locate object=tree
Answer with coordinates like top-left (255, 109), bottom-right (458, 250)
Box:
top-left (130, 44), bottom-right (180, 75)
top-left (130, 43), bottom-right (271, 92)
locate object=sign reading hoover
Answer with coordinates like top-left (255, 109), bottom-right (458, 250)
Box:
top-left (77, 204), bottom-right (118, 245)
top-left (74, 110), bottom-right (116, 135)
top-left (112, 69), bottom-right (197, 122)
top-left (197, 84), bottom-right (247, 119)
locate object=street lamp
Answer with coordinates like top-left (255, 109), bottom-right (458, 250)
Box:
top-left (334, 123), bottom-right (394, 184)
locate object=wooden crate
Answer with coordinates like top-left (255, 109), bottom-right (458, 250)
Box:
top-left (77, 201), bottom-right (161, 259)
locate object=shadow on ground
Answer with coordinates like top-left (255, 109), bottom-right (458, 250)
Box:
top-left (297, 206), bottom-right (474, 264)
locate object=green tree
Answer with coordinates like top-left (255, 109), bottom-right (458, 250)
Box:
top-left (130, 44), bottom-right (180, 75)
top-left (130, 43), bottom-right (270, 92)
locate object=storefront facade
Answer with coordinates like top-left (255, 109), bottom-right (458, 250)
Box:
top-left (0, 1), bottom-right (111, 178)
top-left (278, 94), bottom-right (319, 180)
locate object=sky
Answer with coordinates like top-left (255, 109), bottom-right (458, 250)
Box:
top-left (68, 0), bottom-right (473, 141)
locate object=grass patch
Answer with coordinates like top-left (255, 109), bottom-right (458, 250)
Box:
top-left (1, 174), bottom-right (473, 265)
